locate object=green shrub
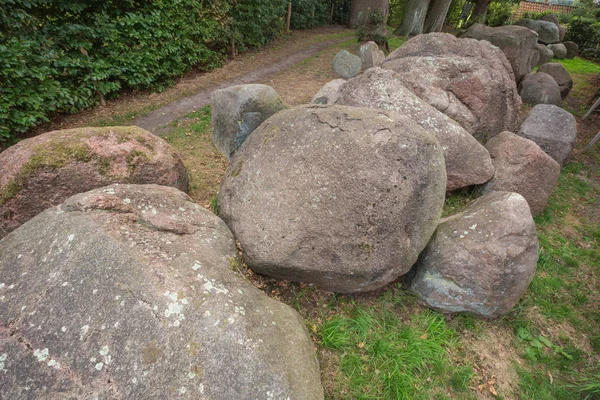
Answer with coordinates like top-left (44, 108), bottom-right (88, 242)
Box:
top-left (356, 11), bottom-right (388, 46)
top-left (565, 17), bottom-right (600, 61)
top-left (486, 1), bottom-right (517, 27)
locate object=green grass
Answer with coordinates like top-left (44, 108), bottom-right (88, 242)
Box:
top-left (388, 36), bottom-right (408, 52)
top-left (318, 304), bottom-right (474, 399)
top-left (554, 57), bottom-right (600, 75)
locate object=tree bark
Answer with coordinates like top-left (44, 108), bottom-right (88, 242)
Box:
top-left (394, 0), bottom-right (432, 36)
top-left (348, 0), bottom-right (389, 28)
top-left (470, 0), bottom-right (492, 24)
top-left (423, 0), bottom-right (452, 33)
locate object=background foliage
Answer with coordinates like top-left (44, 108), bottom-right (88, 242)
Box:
top-left (0, 0), bottom-right (350, 144)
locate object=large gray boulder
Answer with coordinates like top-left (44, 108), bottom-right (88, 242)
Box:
top-left (409, 191), bottom-right (539, 318)
top-left (359, 41), bottom-right (385, 71)
top-left (483, 131), bottom-right (561, 215)
top-left (333, 67), bottom-right (494, 191)
top-left (541, 14), bottom-right (566, 42)
top-left (535, 43), bottom-right (554, 65)
top-left (0, 184), bottom-right (324, 400)
top-left (219, 105), bottom-right (447, 293)
top-left (518, 72), bottom-right (562, 107)
top-left (518, 104), bottom-right (577, 166)
top-left (563, 41), bottom-right (579, 59)
top-left (462, 23), bottom-right (539, 82)
top-left (381, 33), bottom-right (521, 143)
top-left (212, 84), bottom-right (286, 159)
top-left (311, 79), bottom-right (346, 105)
top-left (515, 19), bottom-right (560, 44)
top-left (547, 43), bottom-right (567, 59)
top-left (0, 126), bottom-right (189, 240)
top-left (331, 50), bottom-right (362, 79)
top-left (538, 63), bottom-right (573, 98)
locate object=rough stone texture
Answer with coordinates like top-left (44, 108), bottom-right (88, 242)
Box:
top-left (563, 41), bottom-right (579, 59)
top-left (541, 14), bottom-right (566, 42)
top-left (518, 72), bottom-right (562, 107)
top-left (331, 50), bottom-right (362, 79)
top-left (311, 79), bottom-right (346, 105)
top-left (0, 126), bottom-right (189, 240)
top-left (359, 41), bottom-right (385, 71)
top-left (518, 104), bottom-right (577, 166)
top-left (409, 191), bottom-right (539, 318)
top-left (462, 23), bottom-right (539, 82)
top-left (334, 68), bottom-right (494, 191)
top-left (515, 19), bottom-right (560, 44)
top-left (538, 63), bottom-right (573, 98)
top-left (381, 33), bottom-right (521, 143)
top-left (219, 105), bottom-right (447, 293)
top-left (212, 84), bottom-right (286, 159)
top-left (547, 43), bottom-right (567, 59)
top-left (0, 184), bottom-right (324, 400)
top-left (482, 131), bottom-right (561, 215)
top-left (535, 43), bottom-right (554, 65)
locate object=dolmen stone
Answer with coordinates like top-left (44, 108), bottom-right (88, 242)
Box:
top-left (515, 19), bottom-right (560, 44)
top-left (333, 67), bottom-right (494, 191)
top-left (535, 43), bottom-right (554, 65)
top-left (541, 14), bottom-right (566, 42)
top-left (311, 79), bottom-right (346, 105)
top-left (219, 105), bottom-right (447, 293)
top-left (462, 23), bottom-right (539, 82)
top-left (381, 32), bottom-right (521, 143)
top-left (409, 191), bottom-right (539, 318)
top-left (518, 104), bottom-right (577, 166)
top-left (0, 184), bottom-right (324, 400)
top-left (359, 41), bottom-right (385, 70)
top-left (212, 84), bottom-right (286, 159)
top-left (483, 131), bottom-right (561, 215)
top-left (518, 73), bottom-right (562, 107)
top-left (538, 63), bottom-right (573, 98)
top-left (547, 43), bottom-right (567, 59)
top-left (331, 50), bottom-right (362, 79)
top-left (0, 126), bottom-right (189, 240)
top-left (563, 41), bottom-right (578, 59)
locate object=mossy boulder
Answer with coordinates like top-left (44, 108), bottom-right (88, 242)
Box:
top-left (0, 126), bottom-right (189, 239)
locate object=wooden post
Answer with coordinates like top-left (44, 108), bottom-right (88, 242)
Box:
top-left (330, 2), bottom-right (334, 25)
top-left (231, 37), bottom-right (236, 59)
top-left (287, 2), bottom-right (292, 33)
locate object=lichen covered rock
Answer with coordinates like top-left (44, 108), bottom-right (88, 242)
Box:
top-left (0, 126), bottom-right (189, 239)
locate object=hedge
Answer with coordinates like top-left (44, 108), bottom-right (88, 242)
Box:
top-left (0, 0), bottom-right (350, 144)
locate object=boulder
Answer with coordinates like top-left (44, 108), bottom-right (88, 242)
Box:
top-left (518, 72), bottom-right (562, 107)
top-left (547, 43), bottom-right (567, 59)
top-left (462, 23), bottom-right (539, 82)
top-left (515, 19), bottom-right (560, 44)
top-left (518, 104), bottom-right (577, 166)
top-left (219, 105), bottom-right (447, 293)
top-left (311, 79), bottom-right (346, 105)
top-left (212, 84), bottom-right (286, 159)
top-left (0, 184), bottom-right (324, 399)
top-left (541, 14), bottom-right (566, 42)
top-left (381, 33), bottom-right (521, 143)
top-left (359, 41), bottom-right (385, 71)
top-left (538, 63), bottom-right (573, 98)
top-left (483, 131), bottom-right (561, 215)
top-left (563, 41), bottom-right (579, 59)
top-left (409, 191), bottom-right (539, 318)
top-left (331, 50), bottom-right (362, 79)
top-left (0, 126), bottom-right (189, 240)
top-left (535, 43), bottom-right (554, 65)
top-left (334, 68), bottom-right (494, 191)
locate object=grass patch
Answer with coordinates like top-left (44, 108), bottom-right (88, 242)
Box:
top-left (388, 36), bottom-right (408, 52)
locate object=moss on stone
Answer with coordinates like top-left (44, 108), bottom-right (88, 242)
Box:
top-left (0, 180), bottom-right (19, 206)
top-left (229, 256), bottom-right (242, 272)
top-left (96, 156), bottom-right (113, 176)
top-left (229, 161), bottom-right (243, 177)
top-left (126, 150), bottom-right (150, 172)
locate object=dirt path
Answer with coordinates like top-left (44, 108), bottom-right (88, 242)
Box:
top-left (135, 35), bottom-right (352, 135)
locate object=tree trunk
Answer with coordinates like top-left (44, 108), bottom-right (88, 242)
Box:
top-left (423, 0), bottom-right (452, 33)
top-left (394, 0), bottom-right (432, 36)
top-left (470, 0), bottom-right (492, 24)
top-left (348, 0), bottom-right (389, 28)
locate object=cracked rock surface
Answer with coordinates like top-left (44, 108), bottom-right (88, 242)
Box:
top-left (219, 104), bottom-right (447, 293)
top-left (408, 191), bottom-right (539, 318)
top-left (0, 184), bottom-right (323, 400)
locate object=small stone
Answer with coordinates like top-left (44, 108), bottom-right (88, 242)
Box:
top-left (547, 43), bottom-right (567, 59)
top-left (358, 41), bottom-right (385, 71)
top-left (562, 41), bottom-right (578, 59)
top-left (518, 73), bottom-right (562, 107)
top-left (331, 50), bottom-right (362, 79)
top-left (538, 63), bottom-right (573, 98)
